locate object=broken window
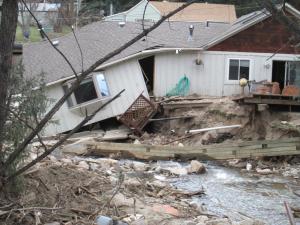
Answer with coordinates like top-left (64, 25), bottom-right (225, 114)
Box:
top-left (63, 73), bottom-right (110, 107)
top-left (228, 59), bottom-right (250, 81)
top-left (74, 78), bottom-right (98, 104)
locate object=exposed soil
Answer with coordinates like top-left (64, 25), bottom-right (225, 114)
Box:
top-left (141, 97), bottom-right (300, 146)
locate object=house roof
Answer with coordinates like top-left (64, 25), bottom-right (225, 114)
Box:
top-left (203, 2), bottom-right (300, 50)
top-left (23, 21), bottom-right (230, 84)
top-left (203, 9), bottom-right (271, 49)
top-left (149, 1), bottom-right (237, 23)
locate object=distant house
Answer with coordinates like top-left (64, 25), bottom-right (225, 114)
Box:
top-left (105, 0), bottom-right (237, 23)
top-left (18, 3), bottom-right (60, 30)
top-left (23, 3), bottom-right (300, 136)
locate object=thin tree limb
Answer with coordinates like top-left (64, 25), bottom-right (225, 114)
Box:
top-left (4, 0), bottom-right (198, 170)
top-left (7, 89), bottom-right (125, 180)
top-left (142, 0), bottom-right (150, 31)
top-left (71, 26), bottom-right (84, 73)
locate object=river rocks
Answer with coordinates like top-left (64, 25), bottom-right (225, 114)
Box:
top-left (188, 160), bottom-right (206, 174)
top-left (149, 180), bottom-right (167, 189)
top-left (178, 143), bottom-right (184, 147)
top-left (44, 222), bottom-right (60, 225)
top-left (167, 167), bottom-right (188, 176)
top-left (152, 204), bottom-right (180, 217)
top-left (282, 168), bottom-right (299, 178)
top-left (124, 178), bottom-right (141, 191)
top-left (130, 161), bottom-right (149, 171)
top-left (112, 193), bottom-right (133, 207)
top-left (195, 215), bottom-right (209, 224)
top-left (228, 159), bottom-right (247, 168)
top-left (256, 168), bottom-right (273, 175)
top-left (183, 221), bottom-right (197, 225)
top-left (233, 219), bottom-right (266, 225)
top-left (188, 201), bottom-right (207, 214)
top-left (134, 139), bottom-right (141, 145)
top-left (93, 158), bottom-right (118, 169)
top-left (205, 218), bottom-right (231, 225)
top-left (123, 214), bottom-right (145, 224)
top-left (61, 137), bottom-right (93, 155)
top-left (77, 161), bottom-right (90, 170)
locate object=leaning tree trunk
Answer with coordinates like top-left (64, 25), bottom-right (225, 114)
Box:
top-left (0, 0), bottom-right (18, 186)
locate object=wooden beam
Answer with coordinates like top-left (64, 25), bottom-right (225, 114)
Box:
top-left (86, 138), bottom-right (300, 160)
top-left (243, 97), bottom-right (300, 106)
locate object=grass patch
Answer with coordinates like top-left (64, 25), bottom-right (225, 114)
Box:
top-left (16, 25), bottom-right (72, 43)
top-left (16, 26), bottom-right (42, 43)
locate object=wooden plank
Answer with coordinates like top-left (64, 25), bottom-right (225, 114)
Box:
top-left (162, 102), bottom-right (211, 110)
top-left (86, 138), bottom-right (300, 160)
top-left (244, 98), bottom-right (300, 106)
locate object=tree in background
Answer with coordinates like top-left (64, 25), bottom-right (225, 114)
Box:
top-left (79, 0), bottom-right (140, 25)
top-left (54, 0), bottom-right (75, 32)
top-left (19, 0), bottom-right (39, 39)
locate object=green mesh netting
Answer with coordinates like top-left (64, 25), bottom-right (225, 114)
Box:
top-left (166, 75), bottom-right (190, 97)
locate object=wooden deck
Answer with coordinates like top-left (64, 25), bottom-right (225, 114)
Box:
top-left (87, 138), bottom-right (300, 160)
top-left (234, 94), bottom-right (300, 106)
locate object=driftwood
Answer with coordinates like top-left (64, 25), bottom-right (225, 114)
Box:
top-left (285, 201), bottom-right (296, 225)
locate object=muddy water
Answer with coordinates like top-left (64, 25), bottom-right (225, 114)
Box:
top-left (161, 162), bottom-right (300, 225)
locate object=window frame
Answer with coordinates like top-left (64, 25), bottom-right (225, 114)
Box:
top-left (226, 58), bottom-right (252, 84)
top-left (63, 72), bottom-right (110, 108)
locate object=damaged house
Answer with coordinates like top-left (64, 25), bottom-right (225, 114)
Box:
top-left (23, 3), bottom-right (300, 136)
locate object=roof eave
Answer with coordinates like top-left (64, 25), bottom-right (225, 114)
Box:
top-left (45, 47), bottom-right (203, 87)
top-left (285, 3), bottom-right (300, 19)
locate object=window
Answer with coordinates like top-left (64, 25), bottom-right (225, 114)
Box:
top-left (96, 74), bottom-right (110, 97)
top-left (228, 59), bottom-right (250, 81)
top-left (74, 78), bottom-right (98, 104)
top-left (63, 73), bottom-right (110, 107)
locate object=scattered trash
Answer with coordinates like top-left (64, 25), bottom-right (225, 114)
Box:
top-left (96, 216), bottom-right (113, 225)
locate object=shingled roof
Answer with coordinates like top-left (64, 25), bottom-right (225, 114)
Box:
top-left (23, 21), bottom-right (230, 84)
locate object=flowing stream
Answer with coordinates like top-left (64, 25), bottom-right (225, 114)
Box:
top-left (158, 161), bottom-right (300, 225)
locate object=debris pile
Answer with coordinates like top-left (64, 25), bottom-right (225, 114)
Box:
top-left (1, 153), bottom-right (268, 225)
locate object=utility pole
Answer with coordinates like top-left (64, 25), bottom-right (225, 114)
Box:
top-left (110, 1), bottom-right (113, 15)
top-left (75, 0), bottom-right (81, 29)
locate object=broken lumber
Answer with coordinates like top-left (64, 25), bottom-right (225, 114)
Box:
top-left (185, 125), bottom-right (242, 134)
top-left (149, 116), bottom-right (194, 122)
top-left (86, 138), bottom-right (300, 161)
top-left (285, 202), bottom-right (296, 225)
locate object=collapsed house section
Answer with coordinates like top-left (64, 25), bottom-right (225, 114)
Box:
top-left (22, 3), bottom-right (300, 136)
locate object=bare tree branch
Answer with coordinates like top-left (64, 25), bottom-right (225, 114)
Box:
top-left (7, 89), bottom-right (125, 180)
top-left (71, 26), bottom-right (84, 72)
top-left (142, 0), bottom-right (150, 31)
top-left (4, 0), bottom-right (199, 170)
